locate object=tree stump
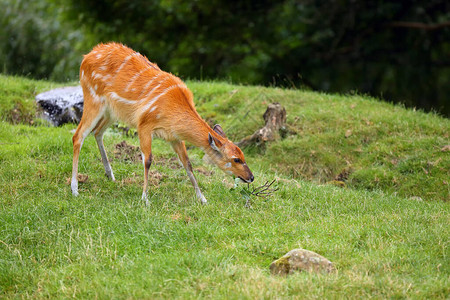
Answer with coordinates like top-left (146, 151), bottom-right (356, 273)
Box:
top-left (237, 103), bottom-right (287, 148)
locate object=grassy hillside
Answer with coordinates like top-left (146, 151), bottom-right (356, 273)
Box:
top-left (1, 74), bottom-right (449, 201)
top-left (187, 81), bottom-right (450, 201)
top-left (0, 75), bottom-right (449, 298)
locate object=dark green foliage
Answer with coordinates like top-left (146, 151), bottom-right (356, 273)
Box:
top-left (0, 0), bottom-right (449, 115)
top-left (0, 0), bottom-right (83, 81)
top-left (265, 0), bottom-right (450, 116)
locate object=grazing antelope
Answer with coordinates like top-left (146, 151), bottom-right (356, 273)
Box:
top-left (71, 42), bottom-right (254, 205)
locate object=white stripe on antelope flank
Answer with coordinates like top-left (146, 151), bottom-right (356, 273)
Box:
top-left (88, 84), bottom-right (102, 103)
top-left (141, 73), bottom-right (162, 96)
top-left (124, 69), bottom-right (146, 92)
top-left (115, 55), bottom-right (133, 75)
top-left (109, 92), bottom-right (137, 105)
top-left (92, 71), bottom-right (104, 80)
top-left (142, 76), bottom-right (170, 100)
top-left (103, 74), bottom-right (112, 85)
top-left (141, 84), bottom-right (184, 113)
top-left (103, 49), bottom-right (114, 66)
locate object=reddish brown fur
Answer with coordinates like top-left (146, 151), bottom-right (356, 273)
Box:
top-left (71, 42), bottom-right (253, 203)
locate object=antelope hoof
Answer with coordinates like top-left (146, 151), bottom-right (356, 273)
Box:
top-left (71, 181), bottom-right (79, 196)
top-left (142, 192), bottom-right (149, 206)
top-left (199, 195), bottom-right (208, 205)
top-left (106, 172), bottom-right (115, 181)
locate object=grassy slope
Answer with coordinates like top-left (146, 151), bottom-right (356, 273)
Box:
top-left (0, 75), bottom-right (449, 298)
top-left (0, 75), bottom-right (64, 125)
top-left (1, 74), bottom-right (449, 201)
top-left (188, 81), bottom-right (449, 201)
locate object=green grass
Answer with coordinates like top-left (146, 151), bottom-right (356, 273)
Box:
top-left (0, 75), bottom-right (449, 298)
top-left (0, 74), bottom-right (66, 125)
top-left (188, 82), bottom-right (450, 201)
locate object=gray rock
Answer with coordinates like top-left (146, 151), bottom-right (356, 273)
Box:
top-left (270, 248), bottom-right (335, 275)
top-left (35, 86), bottom-right (84, 126)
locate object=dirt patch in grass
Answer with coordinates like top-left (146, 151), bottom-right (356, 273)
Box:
top-left (114, 141), bottom-right (141, 163)
top-left (156, 156), bottom-right (180, 169)
top-left (334, 167), bottom-right (352, 182)
top-left (113, 142), bottom-right (189, 171)
top-left (120, 171), bottom-right (165, 187)
top-left (195, 166), bottom-right (214, 176)
top-left (170, 212), bottom-right (197, 224)
top-left (65, 173), bottom-right (89, 185)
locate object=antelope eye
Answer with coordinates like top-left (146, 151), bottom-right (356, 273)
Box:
top-left (234, 158), bottom-right (241, 163)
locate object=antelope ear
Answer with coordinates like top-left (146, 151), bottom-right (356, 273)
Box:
top-left (208, 133), bottom-right (222, 152)
top-left (213, 124), bottom-right (227, 138)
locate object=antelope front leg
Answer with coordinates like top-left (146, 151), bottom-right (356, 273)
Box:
top-left (94, 117), bottom-right (115, 181)
top-left (171, 141), bottom-right (207, 204)
top-left (138, 128), bottom-right (153, 206)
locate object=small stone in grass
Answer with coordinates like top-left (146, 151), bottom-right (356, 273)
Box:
top-left (270, 248), bottom-right (335, 275)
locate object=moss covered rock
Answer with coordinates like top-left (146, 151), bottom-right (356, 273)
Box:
top-left (270, 249), bottom-right (335, 275)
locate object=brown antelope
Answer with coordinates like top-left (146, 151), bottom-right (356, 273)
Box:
top-left (71, 42), bottom-right (254, 205)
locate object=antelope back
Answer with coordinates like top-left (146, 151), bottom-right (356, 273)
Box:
top-left (80, 43), bottom-right (193, 127)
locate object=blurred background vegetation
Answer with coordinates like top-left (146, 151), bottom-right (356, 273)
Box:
top-left (1, 0), bottom-right (449, 116)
